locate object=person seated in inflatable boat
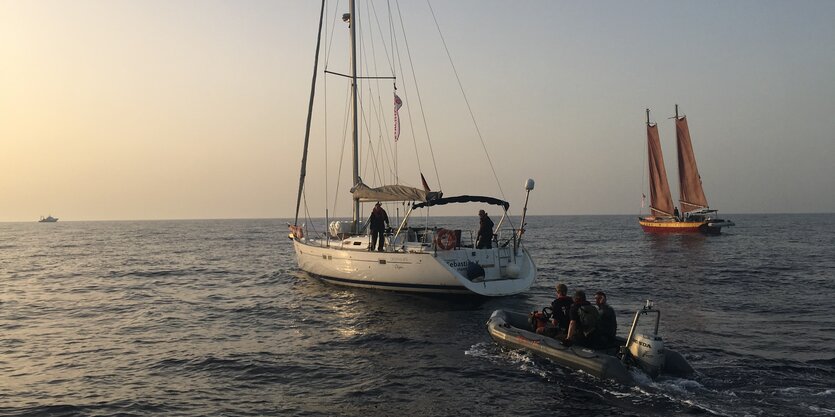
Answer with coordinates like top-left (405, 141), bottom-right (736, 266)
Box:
top-left (531, 283), bottom-right (573, 338)
top-left (562, 290), bottom-right (607, 348)
top-left (594, 291), bottom-right (618, 349)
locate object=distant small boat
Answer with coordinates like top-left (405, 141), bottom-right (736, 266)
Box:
top-left (639, 106), bottom-right (734, 234)
top-left (38, 215), bottom-right (58, 223)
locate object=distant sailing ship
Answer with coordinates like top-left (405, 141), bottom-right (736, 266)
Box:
top-left (639, 106), bottom-right (734, 234)
top-left (38, 215), bottom-right (58, 223)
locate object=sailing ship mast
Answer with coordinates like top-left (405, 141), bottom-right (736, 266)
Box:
top-left (674, 104), bottom-right (709, 214)
top-left (646, 109), bottom-right (675, 217)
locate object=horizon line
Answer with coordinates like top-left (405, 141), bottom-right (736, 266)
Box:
top-left (3, 211), bottom-right (834, 223)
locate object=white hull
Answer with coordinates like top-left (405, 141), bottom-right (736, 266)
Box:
top-left (292, 236), bottom-right (536, 296)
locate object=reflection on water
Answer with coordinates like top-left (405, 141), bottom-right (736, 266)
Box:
top-left (645, 232), bottom-right (708, 253)
top-left (0, 215), bottom-right (833, 417)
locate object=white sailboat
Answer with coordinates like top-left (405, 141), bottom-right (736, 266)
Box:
top-left (288, 0), bottom-right (536, 296)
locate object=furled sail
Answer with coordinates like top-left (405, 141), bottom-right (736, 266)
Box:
top-left (351, 179), bottom-right (442, 202)
top-left (675, 116), bottom-right (708, 213)
top-left (647, 123), bottom-right (675, 217)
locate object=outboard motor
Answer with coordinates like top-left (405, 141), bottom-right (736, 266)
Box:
top-left (622, 300), bottom-right (666, 378)
top-left (627, 333), bottom-right (666, 378)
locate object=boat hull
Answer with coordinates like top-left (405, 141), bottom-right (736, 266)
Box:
top-left (639, 218), bottom-right (731, 234)
top-left (292, 238), bottom-right (536, 296)
top-left (639, 219), bottom-right (703, 233)
top-left (486, 310), bottom-right (692, 385)
top-left (487, 310), bottom-right (635, 385)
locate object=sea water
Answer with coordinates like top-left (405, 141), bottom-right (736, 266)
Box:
top-left (1, 214), bottom-right (833, 416)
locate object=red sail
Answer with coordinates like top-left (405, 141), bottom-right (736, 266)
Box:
top-left (675, 116), bottom-right (708, 213)
top-left (647, 123), bottom-right (675, 216)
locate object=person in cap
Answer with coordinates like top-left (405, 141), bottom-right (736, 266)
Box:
top-left (476, 209), bottom-right (494, 249)
top-left (595, 291), bottom-right (618, 348)
top-left (367, 202), bottom-right (389, 251)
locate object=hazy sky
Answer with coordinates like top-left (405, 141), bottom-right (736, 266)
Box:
top-left (2, 0), bottom-right (834, 222)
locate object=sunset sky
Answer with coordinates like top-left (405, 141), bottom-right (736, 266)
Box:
top-left (2, 0), bottom-right (834, 222)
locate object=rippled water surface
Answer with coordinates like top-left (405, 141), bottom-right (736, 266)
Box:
top-left (1, 215), bottom-right (833, 416)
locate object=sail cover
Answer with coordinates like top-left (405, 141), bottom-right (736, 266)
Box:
top-left (351, 180), bottom-right (442, 202)
top-left (675, 116), bottom-right (708, 213)
top-left (412, 195), bottom-right (509, 210)
top-left (647, 123), bottom-right (675, 216)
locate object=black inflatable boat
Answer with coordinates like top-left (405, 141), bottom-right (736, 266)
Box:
top-left (486, 301), bottom-right (693, 385)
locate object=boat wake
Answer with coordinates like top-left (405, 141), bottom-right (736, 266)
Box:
top-left (465, 342), bottom-right (558, 380)
top-left (473, 340), bottom-right (732, 416)
top-left (594, 375), bottom-right (730, 416)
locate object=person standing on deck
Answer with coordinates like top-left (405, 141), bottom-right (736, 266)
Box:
top-left (368, 202), bottom-right (389, 251)
top-left (476, 210), bottom-right (494, 249)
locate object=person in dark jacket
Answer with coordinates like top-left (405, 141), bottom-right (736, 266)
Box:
top-left (476, 210), bottom-right (494, 249)
top-left (535, 283), bottom-right (573, 338)
top-left (563, 290), bottom-right (599, 348)
top-left (550, 283), bottom-right (574, 331)
top-left (595, 291), bottom-right (618, 348)
top-left (367, 202), bottom-right (389, 251)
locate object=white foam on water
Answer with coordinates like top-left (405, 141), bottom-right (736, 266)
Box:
top-left (813, 389), bottom-right (834, 396)
top-left (507, 349), bottom-right (551, 379)
top-left (806, 404), bottom-right (835, 414)
top-left (776, 386), bottom-right (804, 395)
top-left (654, 376), bottom-right (705, 393)
top-left (611, 369), bottom-right (730, 416)
top-left (465, 342), bottom-right (554, 379)
top-left (463, 342), bottom-right (494, 359)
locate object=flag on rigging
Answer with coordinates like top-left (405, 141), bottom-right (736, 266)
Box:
top-left (420, 173), bottom-right (431, 192)
top-left (394, 93), bottom-right (403, 142)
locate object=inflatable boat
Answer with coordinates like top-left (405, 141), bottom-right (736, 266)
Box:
top-left (486, 301), bottom-right (693, 385)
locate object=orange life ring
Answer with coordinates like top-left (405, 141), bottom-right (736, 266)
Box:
top-left (435, 228), bottom-right (457, 250)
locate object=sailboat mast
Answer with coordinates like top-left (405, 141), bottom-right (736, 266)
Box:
top-left (349, 0), bottom-right (361, 233)
top-left (294, 0), bottom-right (326, 227)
